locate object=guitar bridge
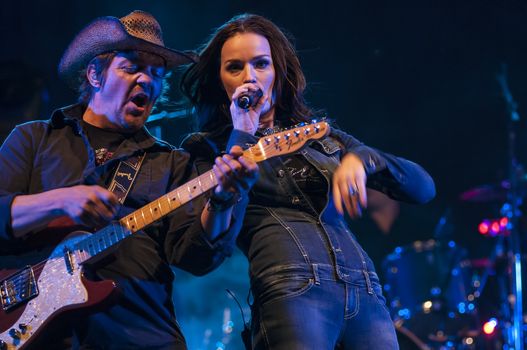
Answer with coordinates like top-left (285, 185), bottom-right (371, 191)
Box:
top-left (1, 266), bottom-right (39, 311)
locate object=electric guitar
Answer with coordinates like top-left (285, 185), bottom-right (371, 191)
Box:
top-left (0, 121), bottom-right (330, 349)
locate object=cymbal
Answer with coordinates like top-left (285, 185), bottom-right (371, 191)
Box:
top-left (459, 181), bottom-right (510, 203)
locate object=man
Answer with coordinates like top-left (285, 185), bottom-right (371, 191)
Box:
top-left (0, 10), bottom-right (257, 349)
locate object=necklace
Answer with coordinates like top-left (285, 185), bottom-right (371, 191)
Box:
top-left (257, 125), bottom-right (283, 136)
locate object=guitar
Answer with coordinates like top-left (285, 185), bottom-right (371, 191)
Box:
top-left (0, 121), bottom-right (330, 349)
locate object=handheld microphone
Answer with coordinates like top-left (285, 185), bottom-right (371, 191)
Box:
top-left (237, 89), bottom-right (263, 109)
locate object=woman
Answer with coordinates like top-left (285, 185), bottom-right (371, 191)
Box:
top-left (181, 14), bottom-right (435, 349)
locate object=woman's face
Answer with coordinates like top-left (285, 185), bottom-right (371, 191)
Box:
top-left (220, 32), bottom-right (275, 114)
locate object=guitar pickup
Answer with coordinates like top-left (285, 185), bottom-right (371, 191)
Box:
top-left (64, 248), bottom-right (75, 274)
top-left (1, 266), bottom-right (39, 311)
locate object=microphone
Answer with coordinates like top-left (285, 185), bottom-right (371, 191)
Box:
top-left (236, 89), bottom-right (263, 109)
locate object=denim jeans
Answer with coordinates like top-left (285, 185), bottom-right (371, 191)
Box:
top-left (250, 263), bottom-right (399, 350)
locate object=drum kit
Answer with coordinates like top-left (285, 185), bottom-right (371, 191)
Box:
top-left (382, 67), bottom-right (526, 350)
top-left (382, 179), bottom-right (527, 349)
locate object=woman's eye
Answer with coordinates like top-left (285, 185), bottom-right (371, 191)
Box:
top-left (254, 60), bottom-right (270, 69)
top-left (226, 63), bottom-right (242, 72)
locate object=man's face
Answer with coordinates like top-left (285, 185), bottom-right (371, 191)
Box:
top-left (89, 52), bottom-right (166, 132)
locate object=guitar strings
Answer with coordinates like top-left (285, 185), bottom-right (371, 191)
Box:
top-left (4, 125), bottom-right (326, 290)
top-left (3, 125), bottom-right (326, 291)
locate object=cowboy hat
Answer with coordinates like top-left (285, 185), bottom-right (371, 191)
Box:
top-left (58, 10), bottom-right (196, 86)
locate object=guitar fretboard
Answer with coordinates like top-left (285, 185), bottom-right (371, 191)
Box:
top-left (71, 121), bottom-right (329, 264)
top-left (73, 169), bottom-right (220, 263)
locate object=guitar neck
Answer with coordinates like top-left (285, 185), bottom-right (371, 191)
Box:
top-left (118, 144), bottom-right (263, 233)
top-left (73, 121), bottom-right (329, 264)
top-left (73, 169), bottom-right (218, 264)
top-left (73, 149), bottom-right (256, 263)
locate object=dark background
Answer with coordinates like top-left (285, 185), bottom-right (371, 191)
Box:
top-left (2, 1), bottom-right (527, 348)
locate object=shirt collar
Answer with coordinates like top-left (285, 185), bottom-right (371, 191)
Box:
top-left (50, 103), bottom-right (160, 150)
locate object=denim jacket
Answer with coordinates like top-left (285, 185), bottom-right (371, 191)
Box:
top-left (182, 125), bottom-right (435, 295)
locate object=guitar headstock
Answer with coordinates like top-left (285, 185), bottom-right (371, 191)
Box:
top-left (246, 120), bottom-right (330, 162)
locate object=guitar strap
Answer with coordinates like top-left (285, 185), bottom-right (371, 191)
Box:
top-left (107, 152), bottom-right (146, 204)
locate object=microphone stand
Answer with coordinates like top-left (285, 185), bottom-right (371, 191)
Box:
top-left (496, 63), bottom-right (524, 350)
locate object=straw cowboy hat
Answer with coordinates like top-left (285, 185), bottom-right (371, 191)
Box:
top-left (58, 10), bottom-right (196, 86)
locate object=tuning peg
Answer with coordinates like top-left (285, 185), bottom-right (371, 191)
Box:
top-left (285, 133), bottom-right (291, 140)
top-left (264, 138), bottom-right (271, 145)
top-left (314, 124), bottom-right (320, 133)
top-left (274, 135), bottom-right (281, 143)
top-left (9, 328), bottom-right (21, 339)
top-left (294, 130), bottom-right (300, 137)
top-left (19, 323), bottom-right (28, 333)
top-left (304, 127), bottom-right (311, 135)
top-left (0, 340), bottom-right (7, 350)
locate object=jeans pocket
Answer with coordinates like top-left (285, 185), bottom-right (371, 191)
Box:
top-left (256, 276), bottom-right (314, 306)
top-left (372, 282), bottom-right (391, 315)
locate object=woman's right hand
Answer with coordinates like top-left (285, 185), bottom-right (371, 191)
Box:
top-left (332, 153), bottom-right (368, 219)
top-left (230, 83), bottom-right (269, 135)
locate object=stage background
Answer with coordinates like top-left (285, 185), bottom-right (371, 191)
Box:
top-left (2, 1), bottom-right (527, 348)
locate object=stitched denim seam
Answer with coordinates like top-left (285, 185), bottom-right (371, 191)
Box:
top-left (343, 227), bottom-right (368, 269)
top-left (257, 275), bottom-right (312, 289)
top-left (345, 285), bottom-right (359, 319)
top-left (252, 263), bottom-right (314, 279)
top-left (372, 286), bottom-right (391, 315)
top-left (266, 207), bottom-right (311, 264)
top-left (259, 278), bottom-right (315, 307)
top-left (301, 150), bottom-right (350, 272)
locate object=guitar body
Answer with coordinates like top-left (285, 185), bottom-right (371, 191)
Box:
top-left (0, 231), bottom-right (116, 350)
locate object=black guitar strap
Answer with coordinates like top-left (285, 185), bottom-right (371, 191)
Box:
top-left (107, 153), bottom-right (146, 204)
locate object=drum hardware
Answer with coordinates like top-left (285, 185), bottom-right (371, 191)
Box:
top-left (412, 64), bottom-right (527, 349)
top-left (381, 65), bottom-right (525, 349)
top-left (459, 179), bottom-right (525, 204)
top-left (395, 321), bottom-right (432, 350)
top-left (383, 238), bottom-right (482, 349)
top-left (495, 64), bottom-right (524, 350)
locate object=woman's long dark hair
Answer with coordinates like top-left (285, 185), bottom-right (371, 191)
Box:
top-left (181, 14), bottom-right (314, 132)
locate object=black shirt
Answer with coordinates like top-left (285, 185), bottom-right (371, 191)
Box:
top-left (0, 105), bottom-right (243, 349)
top-left (81, 120), bottom-right (129, 166)
top-left (282, 155), bottom-right (327, 214)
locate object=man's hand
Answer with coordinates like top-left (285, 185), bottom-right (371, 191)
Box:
top-left (11, 185), bottom-right (120, 237)
top-left (200, 145), bottom-right (259, 238)
top-left (54, 185), bottom-right (120, 227)
top-left (212, 145), bottom-right (259, 200)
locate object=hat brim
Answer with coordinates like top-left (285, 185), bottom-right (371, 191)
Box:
top-left (58, 16), bottom-right (196, 87)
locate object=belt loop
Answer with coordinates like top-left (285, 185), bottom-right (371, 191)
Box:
top-left (312, 264), bottom-right (321, 285)
top-left (363, 270), bottom-right (373, 295)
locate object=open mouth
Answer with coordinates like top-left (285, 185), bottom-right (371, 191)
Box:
top-left (130, 93), bottom-right (149, 109)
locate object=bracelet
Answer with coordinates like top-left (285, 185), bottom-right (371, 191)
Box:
top-left (206, 193), bottom-right (240, 212)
